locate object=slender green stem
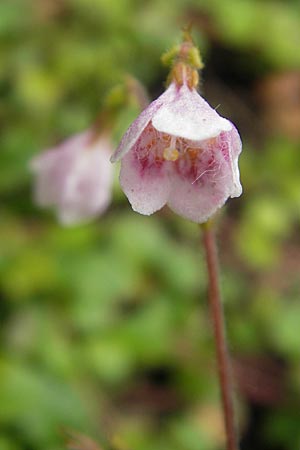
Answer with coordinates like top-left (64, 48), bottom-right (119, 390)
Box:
top-left (202, 221), bottom-right (238, 450)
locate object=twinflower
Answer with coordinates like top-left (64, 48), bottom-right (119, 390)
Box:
top-left (111, 34), bottom-right (242, 223)
top-left (30, 130), bottom-right (113, 225)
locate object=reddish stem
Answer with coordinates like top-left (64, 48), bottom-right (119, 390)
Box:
top-left (202, 222), bottom-right (238, 450)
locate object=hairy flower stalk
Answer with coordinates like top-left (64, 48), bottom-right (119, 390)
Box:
top-left (202, 221), bottom-right (238, 450)
top-left (112, 31), bottom-right (241, 450)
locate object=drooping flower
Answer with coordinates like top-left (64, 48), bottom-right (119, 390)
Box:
top-left (30, 130), bottom-right (113, 225)
top-left (111, 35), bottom-right (242, 223)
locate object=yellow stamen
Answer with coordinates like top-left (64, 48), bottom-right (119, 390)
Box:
top-left (163, 147), bottom-right (179, 161)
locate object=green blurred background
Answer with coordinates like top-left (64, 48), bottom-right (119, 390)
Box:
top-left (1, 0), bottom-right (300, 449)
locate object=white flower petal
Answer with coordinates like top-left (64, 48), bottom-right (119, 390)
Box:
top-left (30, 132), bottom-right (90, 207)
top-left (167, 176), bottom-right (227, 223)
top-left (111, 84), bottom-right (178, 163)
top-left (228, 126), bottom-right (243, 198)
top-left (30, 131), bottom-right (113, 225)
top-left (152, 83), bottom-right (232, 141)
top-left (59, 141), bottom-right (113, 225)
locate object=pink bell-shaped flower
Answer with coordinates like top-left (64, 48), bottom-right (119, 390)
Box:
top-left (111, 38), bottom-right (242, 223)
top-left (31, 130), bottom-right (113, 225)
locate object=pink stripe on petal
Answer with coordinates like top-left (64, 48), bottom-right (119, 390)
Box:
top-left (167, 134), bottom-right (240, 223)
top-left (119, 145), bottom-right (171, 216)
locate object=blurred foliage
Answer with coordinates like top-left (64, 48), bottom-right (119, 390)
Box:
top-left (1, 0), bottom-right (300, 450)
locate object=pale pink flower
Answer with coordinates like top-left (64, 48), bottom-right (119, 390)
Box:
top-left (111, 82), bottom-right (242, 223)
top-left (31, 130), bottom-right (113, 225)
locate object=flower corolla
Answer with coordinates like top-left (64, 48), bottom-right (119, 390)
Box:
top-left (111, 81), bottom-right (242, 223)
top-left (31, 130), bottom-right (113, 225)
